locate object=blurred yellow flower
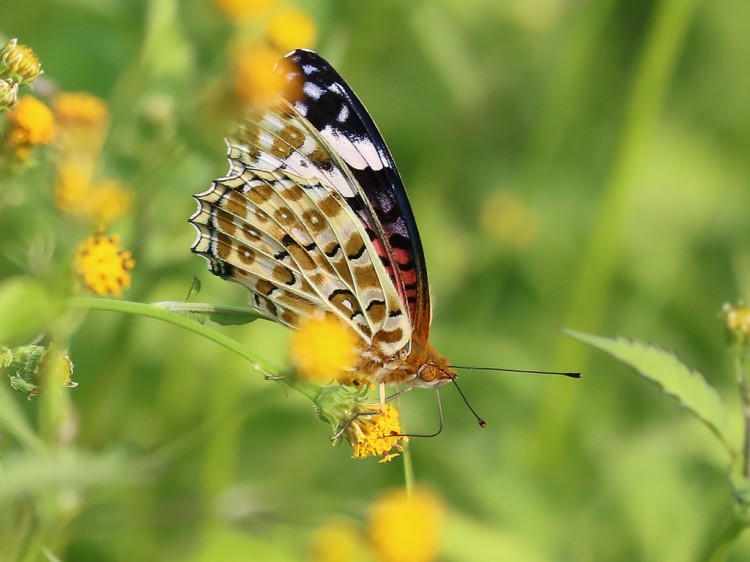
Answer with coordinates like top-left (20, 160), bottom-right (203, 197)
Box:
top-left (232, 43), bottom-right (291, 106)
top-left (369, 488), bottom-right (445, 562)
top-left (480, 189), bottom-right (538, 249)
top-left (55, 162), bottom-right (93, 216)
top-left (54, 91), bottom-right (109, 156)
top-left (214, 0), bottom-right (278, 21)
top-left (54, 92), bottom-right (109, 129)
top-left (291, 315), bottom-right (357, 383)
top-left (55, 163), bottom-right (131, 226)
top-left (87, 179), bottom-right (133, 226)
top-left (0, 38), bottom-right (42, 85)
top-left (6, 95), bottom-right (55, 146)
top-left (723, 303), bottom-right (750, 345)
top-left (267, 8), bottom-right (317, 51)
top-left (345, 404), bottom-right (408, 462)
top-left (0, 79), bottom-right (19, 112)
top-left (75, 233), bottom-right (135, 297)
top-left (310, 519), bottom-right (363, 562)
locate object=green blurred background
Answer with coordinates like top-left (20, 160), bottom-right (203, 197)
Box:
top-left (2, 0), bottom-right (750, 560)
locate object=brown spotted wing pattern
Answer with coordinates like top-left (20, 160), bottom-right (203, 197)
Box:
top-left (190, 50), bottom-right (455, 388)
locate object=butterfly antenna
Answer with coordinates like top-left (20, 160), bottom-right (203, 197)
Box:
top-left (451, 365), bottom-right (582, 378)
top-left (448, 374), bottom-right (487, 428)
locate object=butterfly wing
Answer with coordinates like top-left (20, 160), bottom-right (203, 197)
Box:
top-left (278, 49), bottom-right (432, 343)
top-left (190, 100), bottom-right (412, 364)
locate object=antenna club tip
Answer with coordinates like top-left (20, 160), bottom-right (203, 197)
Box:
top-left (570, 372), bottom-right (583, 379)
top-left (478, 420), bottom-right (487, 428)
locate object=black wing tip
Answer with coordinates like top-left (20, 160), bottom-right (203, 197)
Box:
top-left (284, 48), bottom-right (320, 62)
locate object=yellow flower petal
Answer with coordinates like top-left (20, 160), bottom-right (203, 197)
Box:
top-left (232, 43), bottom-right (291, 106)
top-left (54, 92), bottom-right (109, 129)
top-left (267, 8), bottom-right (317, 52)
top-left (214, 0), bottom-right (278, 21)
top-left (0, 38), bottom-right (43, 85)
top-left (310, 519), bottom-right (363, 562)
top-left (87, 179), bottom-right (133, 226)
top-left (55, 162), bottom-right (93, 216)
top-left (290, 315), bottom-right (358, 383)
top-left (6, 95), bottom-right (55, 146)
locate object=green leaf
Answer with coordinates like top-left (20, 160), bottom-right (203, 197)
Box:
top-left (0, 278), bottom-right (57, 343)
top-left (150, 301), bottom-right (265, 326)
top-left (565, 329), bottom-right (736, 456)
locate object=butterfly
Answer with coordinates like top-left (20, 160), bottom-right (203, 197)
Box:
top-left (189, 49), bottom-right (458, 398)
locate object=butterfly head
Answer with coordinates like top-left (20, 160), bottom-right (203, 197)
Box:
top-left (411, 343), bottom-right (456, 389)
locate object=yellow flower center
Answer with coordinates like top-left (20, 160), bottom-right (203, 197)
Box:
top-left (75, 233), bottom-right (135, 297)
top-left (345, 404), bottom-right (408, 462)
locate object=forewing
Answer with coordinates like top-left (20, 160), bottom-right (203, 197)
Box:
top-left (277, 49), bottom-right (432, 342)
top-left (190, 100), bottom-right (411, 359)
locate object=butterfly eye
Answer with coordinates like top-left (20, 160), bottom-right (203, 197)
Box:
top-left (417, 361), bottom-right (438, 382)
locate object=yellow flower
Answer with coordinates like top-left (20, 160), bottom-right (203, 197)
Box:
top-left (54, 91), bottom-right (109, 156)
top-left (267, 8), bottom-right (317, 52)
top-left (54, 92), bottom-right (109, 129)
top-left (6, 95), bottom-right (55, 146)
top-left (55, 162), bottom-right (93, 216)
top-left (290, 315), bottom-right (358, 383)
top-left (75, 233), bottom-right (135, 297)
top-left (310, 519), bottom-right (363, 562)
top-left (55, 163), bottom-right (131, 226)
top-left (0, 38), bottom-right (43, 85)
top-left (369, 489), bottom-right (445, 562)
top-left (232, 43), bottom-right (296, 106)
top-left (724, 303), bottom-right (750, 345)
top-left (0, 79), bottom-right (19, 112)
top-left (214, 0), bottom-right (278, 21)
top-left (345, 404), bottom-right (408, 462)
top-left (87, 179), bottom-right (133, 226)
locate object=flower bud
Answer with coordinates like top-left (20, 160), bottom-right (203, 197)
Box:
top-left (0, 78), bottom-right (19, 111)
top-left (0, 39), bottom-right (43, 85)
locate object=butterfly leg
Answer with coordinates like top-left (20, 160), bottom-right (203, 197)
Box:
top-left (329, 410), bottom-right (380, 441)
top-left (385, 386), bottom-right (415, 403)
top-left (378, 381), bottom-right (387, 409)
top-left (390, 389), bottom-right (444, 439)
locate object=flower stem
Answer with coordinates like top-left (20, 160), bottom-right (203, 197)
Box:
top-left (402, 439), bottom-right (415, 497)
top-left (69, 297), bottom-right (319, 401)
top-left (733, 346), bottom-right (750, 478)
top-left (705, 516), bottom-right (747, 562)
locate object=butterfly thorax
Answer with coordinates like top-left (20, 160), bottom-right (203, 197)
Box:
top-left (354, 337), bottom-right (455, 389)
